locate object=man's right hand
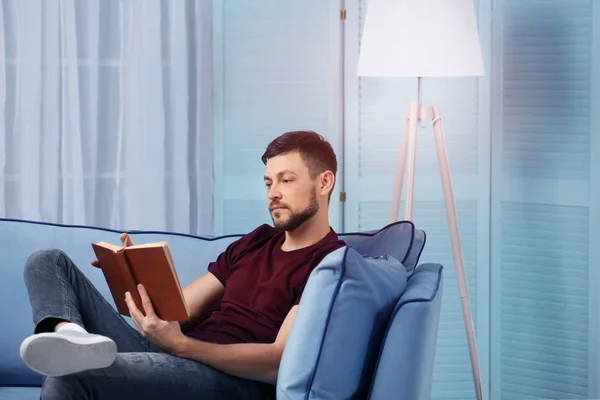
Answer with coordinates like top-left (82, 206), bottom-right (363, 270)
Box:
top-left (90, 233), bottom-right (133, 267)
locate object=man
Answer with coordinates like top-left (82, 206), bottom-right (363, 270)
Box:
top-left (20, 130), bottom-right (346, 399)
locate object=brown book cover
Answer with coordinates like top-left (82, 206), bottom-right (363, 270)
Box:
top-left (91, 241), bottom-right (190, 321)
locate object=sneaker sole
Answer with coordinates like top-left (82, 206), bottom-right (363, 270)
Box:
top-left (20, 332), bottom-right (117, 377)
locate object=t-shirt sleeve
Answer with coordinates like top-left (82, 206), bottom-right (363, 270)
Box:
top-left (207, 224), bottom-right (278, 286)
top-left (294, 291), bottom-right (304, 306)
top-left (207, 247), bottom-right (234, 286)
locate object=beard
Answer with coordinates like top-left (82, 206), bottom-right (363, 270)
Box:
top-left (270, 188), bottom-right (319, 232)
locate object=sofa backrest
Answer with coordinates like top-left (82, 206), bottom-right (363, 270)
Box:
top-left (0, 218), bottom-right (424, 386)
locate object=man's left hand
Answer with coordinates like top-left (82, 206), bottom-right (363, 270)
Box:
top-left (125, 284), bottom-right (186, 356)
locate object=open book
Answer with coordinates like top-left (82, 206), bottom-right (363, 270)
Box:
top-left (91, 240), bottom-right (190, 321)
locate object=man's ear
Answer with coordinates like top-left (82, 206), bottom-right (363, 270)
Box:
top-left (319, 171), bottom-right (335, 197)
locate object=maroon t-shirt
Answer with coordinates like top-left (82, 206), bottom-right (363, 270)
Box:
top-left (186, 224), bottom-right (345, 345)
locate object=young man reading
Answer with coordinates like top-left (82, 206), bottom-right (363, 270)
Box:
top-left (20, 131), bottom-right (345, 400)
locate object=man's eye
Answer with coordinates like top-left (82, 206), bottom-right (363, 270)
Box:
top-left (283, 179), bottom-right (292, 183)
top-left (265, 183), bottom-right (271, 187)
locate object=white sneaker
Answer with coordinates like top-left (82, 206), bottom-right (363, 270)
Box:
top-left (20, 330), bottom-right (117, 376)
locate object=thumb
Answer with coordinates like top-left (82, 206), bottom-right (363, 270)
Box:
top-left (121, 233), bottom-right (133, 247)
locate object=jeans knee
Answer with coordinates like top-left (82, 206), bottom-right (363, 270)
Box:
top-left (24, 249), bottom-right (67, 280)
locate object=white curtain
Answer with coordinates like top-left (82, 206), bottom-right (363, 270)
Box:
top-left (0, 0), bottom-right (213, 235)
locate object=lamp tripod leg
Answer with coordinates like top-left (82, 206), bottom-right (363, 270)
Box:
top-left (404, 102), bottom-right (420, 221)
top-left (390, 108), bottom-right (410, 223)
top-left (390, 101), bottom-right (421, 223)
top-left (430, 102), bottom-right (483, 400)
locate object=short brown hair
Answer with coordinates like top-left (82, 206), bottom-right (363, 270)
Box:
top-left (261, 130), bottom-right (337, 197)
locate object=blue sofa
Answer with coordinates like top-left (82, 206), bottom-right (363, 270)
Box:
top-left (0, 218), bottom-right (443, 399)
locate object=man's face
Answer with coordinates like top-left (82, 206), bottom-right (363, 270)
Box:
top-left (264, 151), bottom-right (319, 231)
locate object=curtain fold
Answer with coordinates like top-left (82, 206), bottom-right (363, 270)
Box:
top-left (0, 0), bottom-right (213, 235)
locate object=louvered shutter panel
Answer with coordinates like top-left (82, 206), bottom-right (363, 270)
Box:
top-left (212, 0), bottom-right (343, 236)
top-left (491, 1), bottom-right (598, 399)
top-left (343, 0), bottom-right (491, 399)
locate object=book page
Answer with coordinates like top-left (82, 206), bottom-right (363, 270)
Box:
top-left (127, 241), bottom-right (168, 250)
top-left (94, 241), bottom-right (123, 252)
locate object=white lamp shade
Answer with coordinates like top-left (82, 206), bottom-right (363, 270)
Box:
top-left (357, 0), bottom-right (485, 77)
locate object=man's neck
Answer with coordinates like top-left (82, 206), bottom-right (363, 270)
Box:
top-left (281, 217), bottom-right (331, 252)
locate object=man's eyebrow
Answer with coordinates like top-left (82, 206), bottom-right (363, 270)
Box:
top-left (264, 170), bottom-right (297, 180)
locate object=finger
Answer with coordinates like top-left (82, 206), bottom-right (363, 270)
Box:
top-left (128, 308), bottom-right (143, 333)
top-left (131, 318), bottom-right (143, 333)
top-left (125, 291), bottom-right (146, 325)
top-left (137, 284), bottom-right (157, 318)
top-left (90, 259), bottom-right (100, 268)
top-left (121, 233), bottom-right (133, 247)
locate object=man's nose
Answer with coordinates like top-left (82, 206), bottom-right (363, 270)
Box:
top-left (268, 185), bottom-right (282, 200)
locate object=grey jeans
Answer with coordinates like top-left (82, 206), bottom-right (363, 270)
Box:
top-left (23, 249), bottom-right (275, 400)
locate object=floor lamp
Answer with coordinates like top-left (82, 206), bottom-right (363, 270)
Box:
top-left (357, 1), bottom-right (485, 399)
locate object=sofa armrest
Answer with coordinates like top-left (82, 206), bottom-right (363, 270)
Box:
top-left (368, 263), bottom-right (443, 400)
